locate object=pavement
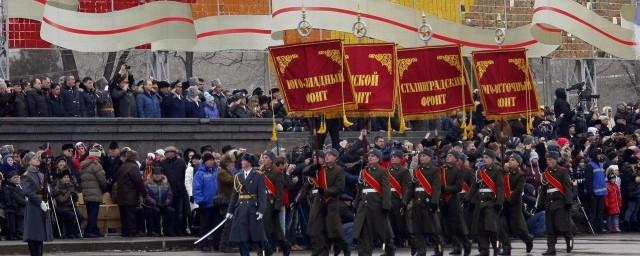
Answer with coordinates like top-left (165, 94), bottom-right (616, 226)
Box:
top-left (2, 233), bottom-right (638, 255)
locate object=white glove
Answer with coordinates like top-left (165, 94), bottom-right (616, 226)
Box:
top-left (256, 212), bottom-right (263, 220)
top-left (225, 213), bottom-right (233, 219)
top-left (40, 201), bottom-right (49, 212)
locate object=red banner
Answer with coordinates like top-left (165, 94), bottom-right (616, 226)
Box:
top-left (269, 40), bottom-right (356, 117)
top-left (344, 43), bottom-right (396, 117)
top-left (471, 49), bottom-right (541, 120)
top-left (396, 45), bottom-right (473, 120)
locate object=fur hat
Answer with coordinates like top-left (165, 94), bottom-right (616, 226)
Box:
top-left (324, 148), bottom-right (340, 157)
top-left (262, 151), bottom-right (276, 161)
top-left (483, 149), bottom-right (497, 160)
top-left (509, 154), bottom-right (523, 165)
top-left (57, 170), bottom-right (71, 179)
top-left (200, 145), bottom-right (214, 154)
top-left (546, 151), bottom-right (560, 160)
top-left (22, 152), bottom-right (36, 165)
top-left (152, 166), bottom-right (163, 175)
top-left (391, 149), bottom-right (404, 158)
top-left (368, 149), bottom-right (383, 160)
top-left (419, 148), bottom-right (435, 158)
top-left (241, 154), bottom-right (259, 167)
top-left (164, 146), bottom-right (178, 153)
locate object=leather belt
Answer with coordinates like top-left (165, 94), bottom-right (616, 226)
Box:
top-left (362, 188), bottom-right (377, 194)
top-left (239, 194), bottom-right (256, 199)
top-left (547, 188), bottom-right (559, 193)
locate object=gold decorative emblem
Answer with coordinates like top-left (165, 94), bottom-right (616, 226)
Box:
top-left (297, 8), bottom-right (312, 37)
top-left (398, 58), bottom-right (417, 79)
top-left (495, 27), bottom-right (506, 45)
top-left (436, 54), bottom-right (462, 74)
top-left (475, 60), bottom-right (494, 80)
top-left (368, 53), bottom-right (393, 74)
top-left (275, 54), bottom-right (299, 74)
top-left (318, 49), bottom-right (342, 66)
top-left (507, 58), bottom-right (527, 74)
top-left (352, 13), bottom-right (367, 38)
top-left (418, 12), bottom-right (433, 42)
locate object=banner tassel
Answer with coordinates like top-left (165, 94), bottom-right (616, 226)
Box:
top-left (318, 115), bottom-right (327, 134)
top-left (526, 115), bottom-right (533, 135)
top-left (270, 120), bottom-right (278, 141)
top-left (387, 113), bottom-right (392, 140)
top-left (342, 113), bottom-right (353, 128)
top-left (399, 115), bottom-right (406, 133)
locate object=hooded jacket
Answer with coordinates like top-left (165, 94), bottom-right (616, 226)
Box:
top-left (553, 88), bottom-right (571, 119)
top-left (192, 163), bottom-right (218, 208)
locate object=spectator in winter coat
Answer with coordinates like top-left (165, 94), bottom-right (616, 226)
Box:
top-left (4, 171), bottom-right (26, 240)
top-left (80, 77), bottom-right (105, 117)
top-left (94, 78), bottom-right (115, 118)
top-left (136, 80), bottom-right (161, 118)
top-left (61, 76), bottom-right (84, 117)
top-left (228, 93), bottom-right (250, 118)
top-left (144, 167), bottom-right (175, 236)
top-left (80, 150), bottom-right (108, 238)
top-left (158, 146), bottom-right (188, 235)
top-left (585, 147), bottom-right (608, 233)
top-left (185, 87), bottom-right (205, 118)
top-left (161, 82), bottom-right (187, 118)
top-left (115, 150), bottom-right (146, 237)
top-left (26, 78), bottom-right (51, 117)
top-left (48, 84), bottom-right (65, 117)
top-left (53, 170), bottom-right (84, 238)
top-left (11, 83), bottom-right (28, 117)
top-left (203, 92), bottom-right (220, 119)
top-left (110, 76), bottom-right (137, 118)
top-left (192, 153), bottom-right (218, 251)
top-left (210, 79), bottom-right (228, 118)
top-left (605, 173), bottom-right (622, 233)
top-left (0, 80), bottom-right (12, 117)
top-left (553, 88), bottom-right (571, 119)
top-left (185, 153), bottom-right (201, 212)
top-left (2, 155), bottom-right (18, 177)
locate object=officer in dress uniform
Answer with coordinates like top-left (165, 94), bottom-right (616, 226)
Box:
top-left (260, 152), bottom-right (291, 256)
top-left (498, 154), bottom-right (533, 255)
top-left (409, 148), bottom-right (444, 256)
top-left (466, 150), bottom-right (504, 256)
top-left (303, 148), bottom-right (349, 256)
top-left (387, 150), bottom-right (412, 249)
top-left (21, 151), bottom-right (54, 256)
top-left (457, 152), bottom-right (475, 242)
top-left (539, 151), bottom-right (574, 256)
top-left (227, 154), bottom-right (267, 256)
top-left (441, 151), bottom-right (471, 256)
top-left (353, 149), bottom-right (394, 256)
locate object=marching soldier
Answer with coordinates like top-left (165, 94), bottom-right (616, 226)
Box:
top-left (303, 148), bottom-right (349, 256)
top-left (498, 154), bottom-right (533, 255)
top-left (410, 148), bottom-right (444, 256)
top-left (353, 149), bottom-right (394, 256)
top-left (22, 151), bottom-right (53, 256)
top-left (466, 150), bottom-right (504, 256)
top-left (441, 151), bottom-right (471, 256)
top-left (387, 150), bottom-right (412, 249)
top-left (227, 154), bottom-right (267, 256)
top-left (457, 153), bottom-right (475, 241)
top-left (260, 152), bottom-right (291, 256)
top-left (539, 151), bottom-right (574, 256)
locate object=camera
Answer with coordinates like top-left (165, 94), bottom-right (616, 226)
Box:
top-left (566, 82), bottom-right (584, 92)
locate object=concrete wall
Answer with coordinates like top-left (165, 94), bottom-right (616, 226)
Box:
top-left (0, 118), bottom-right (273, 155)
top-left (0, 118), bottom-right (433, 156)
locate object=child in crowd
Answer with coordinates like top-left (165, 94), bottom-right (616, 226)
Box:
top-left (4, 171), bottom-right (26, 240)
top-left (605, 172), bottom-right (623, 233)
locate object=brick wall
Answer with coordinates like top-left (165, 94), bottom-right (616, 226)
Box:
top-left (7, 0), bottom-right (630, 57)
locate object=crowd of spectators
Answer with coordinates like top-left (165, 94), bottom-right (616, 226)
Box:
top-left (0, 82), bottom-right (639, 254)
top-left (0, 66), bottom-right (287, 121)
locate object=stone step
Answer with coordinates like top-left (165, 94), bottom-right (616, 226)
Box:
top-left (0, 237), bottom-right (196, 255)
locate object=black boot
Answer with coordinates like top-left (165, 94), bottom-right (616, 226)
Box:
top-left (565, 237), bottom-right (573, 253)
top-left (463, 242), bottom-right (472, 256)
top-left (450, 247), bottom-right (462, 255)
top-left (384, 243), bottom-right (396, 256)
top-left (281, 242), bottom-right (291, 256)
top-left (525, 237), bottom-right (534, 253)
top-left (497, 246), bottom-right (510, 255)
top-left (432, 243), bottom-right (443, 256)
top-left (541, 249), bottom-right (556, 256)
top-left (473, 249), bottom-right (490, 256)
top-left (342, 242), bottom-right (351, 256)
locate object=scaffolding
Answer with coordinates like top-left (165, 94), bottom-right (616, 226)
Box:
top-left (0, 0), bottom-right (9, 80)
